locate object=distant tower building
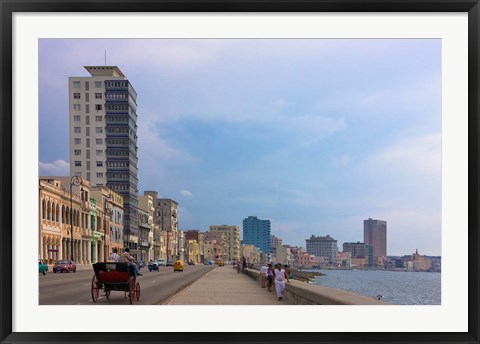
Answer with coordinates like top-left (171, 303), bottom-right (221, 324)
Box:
top-left (305, 235), bottom-right (338, 265)
top-left (242, 216), bottom-right (271, 258)
top-left (69, 66), bottom-right (139, 251)
top-left (364, 218), bottom-right (387, 259)
top-left (209, 225), bottom-right (241, 262)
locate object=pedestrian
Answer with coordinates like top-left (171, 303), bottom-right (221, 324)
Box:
top-left (283, 264), bottom-right (291, 283)
top-left (237, 261), bottom-right (241, 273)
top-left (108, 248), bottom-right (121, 262)
top-left (266, 264), bottom-right (274, 292)
top-left (120, 247), bottom-right (142, 276)
top-left (274, 263), bottom-right (286, 301)
top-left (259, 263), bottom-right (268, 288)
top-left (242, 256), bottom-right (247, 271)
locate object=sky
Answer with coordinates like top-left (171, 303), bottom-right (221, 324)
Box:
top-left (39, 39), bottom-right (441, 256)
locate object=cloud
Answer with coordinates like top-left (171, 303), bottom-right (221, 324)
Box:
top-left (373, 133), bottom-right (441, 177)
top-left (39, 160), bottom-right (69, 176)
top-left (180, 189), bottom-right (194, 198)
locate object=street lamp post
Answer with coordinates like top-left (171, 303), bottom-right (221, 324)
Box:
top-left (70, 176), bottom-right (83, 261)
top-left (104, 195), bottom-right (112, 262)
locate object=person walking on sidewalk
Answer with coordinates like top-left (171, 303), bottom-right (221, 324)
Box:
top-left (274, 263), bottom-right (286, 301)
top-left (259, 263), bottom-right (268, 288)
top-left (266, 264), bottom-right (274, 292)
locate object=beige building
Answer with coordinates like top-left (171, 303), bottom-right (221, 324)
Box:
top-left (40, 176), bottom-right (102, 264)
top-left (209, 225), bottom-right (240, 262)
top-left (275, 245), bottom-right (294, 265)
top-left (138, 194), bottom-right (155, 261)
top-left (145, 191), bottom-right (180, 261)
top-left (91, 186), bottom-right (124, 258)
top-left (405, 249), bottom-right (433, 271)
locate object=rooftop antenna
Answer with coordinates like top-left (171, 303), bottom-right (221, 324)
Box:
top-left (105, 50), bottom-right (107, 66)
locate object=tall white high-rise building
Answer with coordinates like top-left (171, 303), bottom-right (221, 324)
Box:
top-left (69, 66), bottom-right (140, 250)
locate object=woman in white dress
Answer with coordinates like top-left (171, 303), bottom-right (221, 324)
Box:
top-left (274, 263), bottom-right (286, 301)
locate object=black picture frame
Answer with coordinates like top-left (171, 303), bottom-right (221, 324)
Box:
top-left (1, 0), bottom-right (479, 343)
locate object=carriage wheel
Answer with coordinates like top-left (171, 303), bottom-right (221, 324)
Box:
top-left (105, 289), bottom-right (111, 300)
top-left (129, 277), bottom-right (135, 304)
top-left (136, 282), bottom-right (141, 301)
top-left (91, 275), bottom-right (100, 302)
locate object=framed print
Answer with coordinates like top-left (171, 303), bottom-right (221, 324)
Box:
top-left (1, 0), bottom-right (479, 343)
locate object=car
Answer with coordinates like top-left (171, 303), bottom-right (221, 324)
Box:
top-left (147, 261), bottom-right (159, 272)
top-left (166, 260), bottom-right (174, 266)
top-left (39, 259), bottom-right (48, 275)
top-left (173, 260), bottom-right (184, 272)
top-left (188, 260), bottom-right (195, 266)
top-left (155, 259), bottom-right (166, 266)
top-left (215, 260), bottom-right (224, 267)
top-left (53, 259), bottom-right (76, 273)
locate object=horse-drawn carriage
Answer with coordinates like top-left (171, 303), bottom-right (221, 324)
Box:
top-left (91, 262), bottom-right (141, 304)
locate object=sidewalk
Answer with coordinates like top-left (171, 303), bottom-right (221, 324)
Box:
top-left (165, 266), bottom-right (292, 305)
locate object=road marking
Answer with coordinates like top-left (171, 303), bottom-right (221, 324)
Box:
top-left (151, 281), bottom-right (157, 283)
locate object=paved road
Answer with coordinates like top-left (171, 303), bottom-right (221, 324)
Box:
top-left (39, 264), bottom-right (215, 305)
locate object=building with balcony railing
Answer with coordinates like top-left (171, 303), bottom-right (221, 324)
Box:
top-left (69, 66), bottom-right (139, 253)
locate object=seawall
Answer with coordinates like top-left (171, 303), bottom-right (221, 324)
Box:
top-left (242, 268), bottom-right (386, 305)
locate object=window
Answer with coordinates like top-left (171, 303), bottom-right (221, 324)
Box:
top-left (74, 138), bottom-right (81, 145)
top-left (95, 93), bottom-right (102, 99)
top-left (85, 116), bottom-right (90, 125)
top-left (95, 81), bottom-right (102, 88)
top-left (96, 150), bottom-right (103, 156)
top-left (96, 138), bottom-right (103, 145)
top-left (96, 172), bottom-right (104, 178)
top-left (74, 161), bottom-right (81, 167)
top-left (74, 127), bottom-right (81, 134)
top-left (96, 116), bottom-right (102, 122)
top-left (95, 104), bottom-right (102, 111)
top-left (73, 81), bottom-right (80, 88)
top-left (85, 81), bottom-right (89, 91)
top-left (73, 104), bottom-right (81, 111)
top-left (96, 127), bottom-right (103, 134)
top-left (85, 104), bottom-right (90, 113)
top-left (85, 93), bottom-right (89, 102)
top-left (96, 161), bottom-right (103, 167)
top-left (73, 93), bottom-right (80, 99)
top-left (74, 149), bottom-right (81, 156)
top-left (73, 115), bottom-right (81, 122)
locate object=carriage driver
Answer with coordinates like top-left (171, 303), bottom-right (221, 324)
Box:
top-left (120, 247), bottom-right (143, 276)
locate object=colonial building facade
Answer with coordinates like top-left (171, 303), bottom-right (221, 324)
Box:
top-left (40, 177), bottom-right (99, 264)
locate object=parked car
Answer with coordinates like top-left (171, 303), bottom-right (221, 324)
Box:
top-left (53, 259), bottom-right (76, 273)
top-left (166, 260), bottom-right (174, 266)
top-left (188, 260), bottom-right (195, 266)
top-left (173, 260), bottom-right (184, 272)
top-left (38, 259), bottom-right (48, 275)
top-left (155, 259), bottom-right (166, 266)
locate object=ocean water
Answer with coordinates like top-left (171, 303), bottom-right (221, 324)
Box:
top-left (310, 269), bottom-right (441, 305)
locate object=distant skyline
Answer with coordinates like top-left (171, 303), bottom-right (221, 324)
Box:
top-left (39, 39), bottom-right (441, 255)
